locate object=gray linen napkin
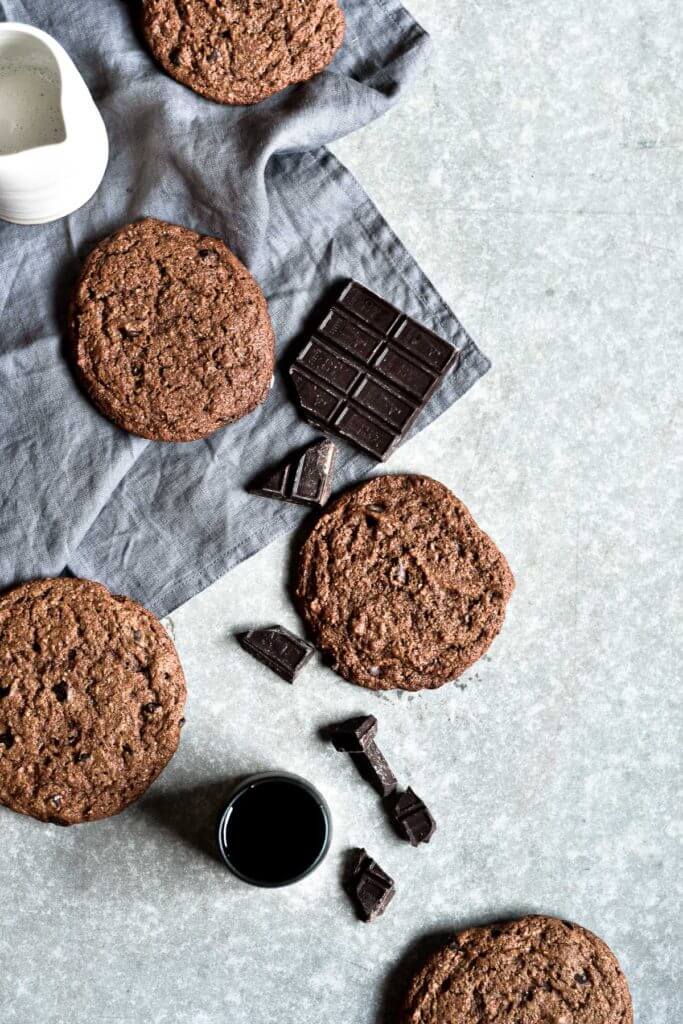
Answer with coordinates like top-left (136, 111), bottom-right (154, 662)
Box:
top-left (0, 0), bottom-right (489, 615)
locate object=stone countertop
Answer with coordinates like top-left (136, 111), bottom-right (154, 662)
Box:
top-left (1, 1), bottom-right (680, 1021)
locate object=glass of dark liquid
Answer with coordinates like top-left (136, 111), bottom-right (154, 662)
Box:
top-left (217, 772), bottom-right (332, 887)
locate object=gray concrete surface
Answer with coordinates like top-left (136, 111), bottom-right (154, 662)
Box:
top-left (1, 1), bottom-right (681, 1021)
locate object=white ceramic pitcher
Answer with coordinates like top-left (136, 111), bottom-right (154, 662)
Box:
top-left (0, 23), bottom-right (108, 224)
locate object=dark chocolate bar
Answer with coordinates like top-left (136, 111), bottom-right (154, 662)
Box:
top-left (346, 849), bottom-right (395, 922)
top-left (390, 787), bottom-right (437, 846)
top-left (290, 281), bottom-right (460, 460)
top-left (328, 715), bottom-right (397, 796)
top-left (250, 439), bottom-right (337, 508)
top-left (329, 715), bottom-right (378, 753)
top-left (237, 625), bottom-right (315, 682)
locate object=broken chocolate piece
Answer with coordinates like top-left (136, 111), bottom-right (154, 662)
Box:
top-left (353, 741), bottom-right (398, 797)
top-left (347, 849), bottom-right (395, 922)
top-left (237, 625), bottom-right (315, 682)
top-left (329, 714), bottom-right (377, 753)
top-left (290, 281), bottom-right (460, 460)
top-left (390, 787), bottom-right (436, 846)
top-left (251, 439), bottom-right (337, 507)
top-left (328, 715), bottom-right (397, 796)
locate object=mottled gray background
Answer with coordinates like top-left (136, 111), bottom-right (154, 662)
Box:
top-left (1, 0), bottom-right (681, 1021)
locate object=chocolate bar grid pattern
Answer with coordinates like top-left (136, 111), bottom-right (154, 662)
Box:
top-left (291, 283), bottom-right (460, 460)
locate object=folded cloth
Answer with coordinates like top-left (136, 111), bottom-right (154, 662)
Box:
top-left (0, 0), bottom-right (489, 616)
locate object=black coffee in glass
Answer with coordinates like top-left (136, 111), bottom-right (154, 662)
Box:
top-left (217, 773), bottom-right (331, 887)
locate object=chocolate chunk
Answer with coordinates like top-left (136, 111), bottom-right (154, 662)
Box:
top-left (251, 439), bottom-right (337, 507)
top-left (328, 715), bottom-right (397, 796)
top-left (352, 741), bottom-right (398, 797)
top-left (52, 682), bottom-right (68, 703)
top-left (390, 787), bottom-right (436, 846)
top-left (237, 625), bottom-right (315, 682)
top-left (329, 714), bottom-right (377, 752)
top-left (347, 849), bottom-right (395, 922)
top-left (290, 281), bottom-right (460, 460)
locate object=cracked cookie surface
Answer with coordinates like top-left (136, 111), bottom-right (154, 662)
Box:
top-left (141, 0), bottom-right (345, 106)
top-left (400, 916), bottom-right (633, 1024)
top-left (0, 578), bottom-right (186, 825)
top-left (295, 474), bottom-right (514, 691)
top-left (70, 218), bottom-right (275, 442)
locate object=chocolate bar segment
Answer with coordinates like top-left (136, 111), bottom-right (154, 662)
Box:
top-left (354, 740), bottom-right (398, 797)
top-left (251, 439), bottom-right (337, 508)
top-left (329, 715), bottom-right (378, 753)
top-left (290, 281), bottom-right (460, 461)
top-left (346, 849), bottom-right (395, 922)
top-left (237, 625), bottom-right (315, 682)
top-left (327, 714), bottom-right (397, 796)
top-left (390, 787), bottom-right (437, 846)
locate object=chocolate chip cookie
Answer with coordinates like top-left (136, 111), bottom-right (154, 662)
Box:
top-left (70, 218), bottom-right (275, 442)
top-left (0, 578), bottom-right (186, 825)
top-left (400, 916), bottom-right (633, 1024)
top-left (295, 474), bottom-right (514, 691)
top-left (141, 0), bottom-right (345, 106)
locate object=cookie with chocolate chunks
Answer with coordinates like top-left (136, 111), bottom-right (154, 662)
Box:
top-left (70, 218), bottom-right (275, 442)
top-left (400, 916), bottom-right (633, 1024)
top-left (0, 578), bottom-right (186, 825)
top-left (141, 0), bottom-right (345, 106)
top-left (296, 474), bottom-right (514, 690)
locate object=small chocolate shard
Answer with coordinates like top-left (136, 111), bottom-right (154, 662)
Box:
top-left (328, 715), bottom-right (397, 796)
top-left (251, 439), bottom-right (337, 507)
top-left (347, 849), bottom-right (395, 922)
top-left (329, 714), bottom-right (377, 752)
top-left (290, 281), bottom-right (460, 461)
top-left (237, 625), bottom-right (315, 682)
top-left (390, 787), bottom-right (436, 846)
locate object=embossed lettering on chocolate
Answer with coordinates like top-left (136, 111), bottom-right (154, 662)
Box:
top-left (296, 474), bottom-right (514, 691)
top-left (290, 282), bottom-right (460, 460)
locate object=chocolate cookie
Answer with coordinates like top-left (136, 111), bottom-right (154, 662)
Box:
top-left (141, 0), bottom-right (345, 106)
top-left (400, 916), bottom-right (633, 1024)
top-left (295, 474), bottom-right (514, 691)
top-left (0, 578), bottom-right (186, 825)
top-left (70, 218), bottom-right (275, 442)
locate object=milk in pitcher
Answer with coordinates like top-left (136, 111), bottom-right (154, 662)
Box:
top-left (0, 62), bottom-right (65, 156)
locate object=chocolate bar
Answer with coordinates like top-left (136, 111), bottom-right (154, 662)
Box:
top-left (328, 715), bottom-right (397, 797)
top-left (346, 849), bottom-right (395, 922)
top-left (390, 787), bottom-right (437, 846)
top-left (290, 281), bottom-right (459, 460)
top-left (250, 439), bottom-right (337, 508)
top-left (237, 625), bottom-right (315, 682)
